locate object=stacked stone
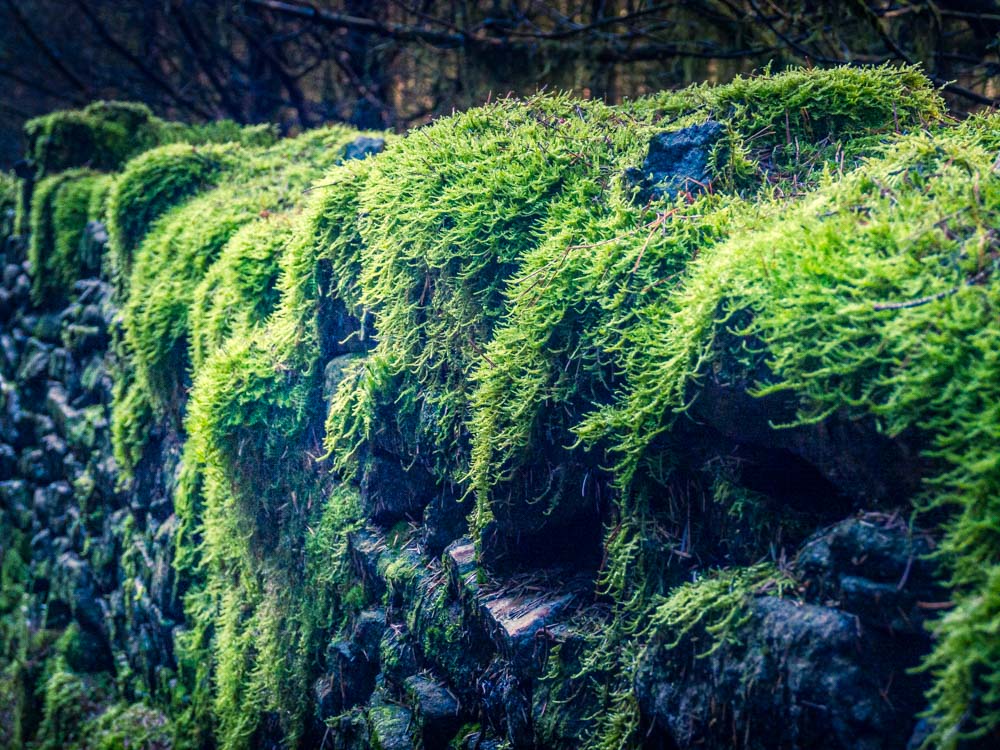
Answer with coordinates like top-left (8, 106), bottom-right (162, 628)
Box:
top-left (0, 221), bottom-right (176, 735)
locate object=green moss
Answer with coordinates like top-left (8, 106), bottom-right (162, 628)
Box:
top-left (34, 658), bottom-right (113, 750)
top-left (24, 100), bottom-right (277, 180)
top-left (189, 213), bottom-right (295, 371)
top-left (106, 142), bottom-right (240, 289)
top-left (0, 171), bottom-right (16, 239)
top-left (111, 126), bottom-right (367, 472)
top-left (83, 702), bottom-right (172, 750)
top-left (28, 169), bottom-right (108, 303)
top-left (577, 116), bottom-right (1000, 746)
top-left (24, 102), bottom-right (161, 180)
top-left (15, 65), bottom-right (992, 749)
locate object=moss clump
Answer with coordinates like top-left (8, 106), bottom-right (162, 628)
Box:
top-left (28, 169), bottom-right (112, 304)
top-left (577, 116), bottom-right (1000, 747)
top-left (110, 126), bottom-right (366, 472)
top-left (106, 142), bottom-right (241, 289)
top-left (189, 213), bottom-right (295, 371)
top-left (0, 171), bottom-right (16, 239)
top-left (110, 128), bottom-right (383, 748)
top-left (23, 100), bottom-right (276, 180)
top-left (469, 65), bottom-right (943, 549)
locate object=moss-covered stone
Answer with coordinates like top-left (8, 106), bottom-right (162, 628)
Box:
top-left (6, 64), bottom-right (1000, 750)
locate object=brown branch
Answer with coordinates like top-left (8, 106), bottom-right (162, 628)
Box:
top-left (71, 0), bottom-right (214, 119)
top-left (170, 1), bottom-right (245, 121)
top-left (0, 66), bottom-right (87, 106)
top-left (4, 0), bottom-right (92, 96)
top-left (244, 0), bottom-right (474, 47)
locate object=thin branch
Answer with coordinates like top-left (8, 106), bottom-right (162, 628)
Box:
top-left (71, 0), bottom-right (214, 119)
top-left (170, 1), bottom-right (245, 120)
top-left (3, 0), bottom-right (92, 95)
top-left (244, 0), bottom-right (474, 47)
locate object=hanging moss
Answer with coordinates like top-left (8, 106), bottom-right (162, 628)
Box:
top-left (106, 143), bottom-right (241, 290)
top-left (575, 115), bottom-right (1000, 747)
top-left (463, 65), bottom-right (942, 568)
top-left (110, 126), bottom-right (367, 472)
top-left (0, 171), bottom-right (16, 240)
top-left (27, 169), bottom-right (110, 304)
top-left (189, 213), bottom-right (295, 371)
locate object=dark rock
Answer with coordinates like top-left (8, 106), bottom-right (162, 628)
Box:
top-left (0, 442), bottom-right (14, 479)
top-left (421, 489), bottom-right (471, 556)
top-left (78, 221), bottom-right (108, 272)
top-left (317, 296), bottom-right (368, 358)
top-left (625, 121), bottom-right (725, 203)
top-left (635, 596), bottom-right (929, 750)
top-left (343, 136), bottom-right (386, 162)
top-left (350, 527), bottom-right (389, 601)
top-left (32, 314), bottom-right (63, 342)
top-left (47, 347), bottom-right (79, 391)
top-left (367, 700), bottom-right (415, 750)
top-left (354, 607), bottom-right (388, 658)
top-left (795, 515), bottom-right (941, 635)
top-left (150, 514), bottom-right (180, 617)
top-left (444, 539), bottom-right (479, 604)
top-left (11, 274), bottom-right (30, 305)
top-left (3, 263), bottom-right (20, 287)
top-left (360, 452), bottom-right (435, 524)
top-left (404, 674), bottom-right (462, 747)
top-left (479, 660), bottom-right (532, 749)
top-left (380, 626), bottom-right (418, 687)
top-left (0, 333), bottom-right (19, 374)
top-left (478, 581), bottom-right (580, 672)
top-left (18, 447), bottom-right (52, 484)
top-left (51, 552), bottom-right (106, 636)
top-left (687, 330), bottom-right (927, 507)
top-left (316, 636), bottom-right (379, 718)
top-left (0, 480), bottom-right (32, 528)
top-left (62, 324), bottom-right (106, 355)
top-left (16, 338), bottom-right (51, 383)
top-left (79, 302), bottom-right (106, 328)
top-left (0, 288), bottom-right (12, 323)
top-left (33, 481), bottom-right (72, 528)
top-left (60, 623), bottom-right (113, 673)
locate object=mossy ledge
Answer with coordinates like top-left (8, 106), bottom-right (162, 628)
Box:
top-left (2, 66), bottom-right (999, 750)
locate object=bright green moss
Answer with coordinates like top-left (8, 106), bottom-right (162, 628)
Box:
top-left (34, 658), bottom-right (113, 750)
top-left (24, 100), bottom-right (277, 180)
top-left (83, 702), bottom-right (172, 750)
top-left (0, 171), bottom-right (16, 239)
top-left (189, 213), bottom-right (295, 371)
top-left (467, 64), bottom-right (942, 547)
top-left (186, 149), bottom-right (378, 514)
top-left (577, 116), bottom-right (1000, 747)
top-left (111, 126), bottom-right (367, 472)
top-left (24, 102), bottom-right (161, 180)
top-left (28, 169), bottom-right (108, 304)
top-left (106, 143), bottom-right (241, 289)
top-left (116, 129), bottom-right (384, 748)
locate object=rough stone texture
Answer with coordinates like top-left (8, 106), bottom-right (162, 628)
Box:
top-left (636, 559), bottom-right (933, 750)
top-left (0, 226), bottom-right (181, 745)
top-left (343, 136), bottom-right (387, 163)
top-left (626, 120), bottom-right (726, 203)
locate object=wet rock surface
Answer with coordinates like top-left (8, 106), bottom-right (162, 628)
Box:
top-left (0, 220), bottom-right (949, 747)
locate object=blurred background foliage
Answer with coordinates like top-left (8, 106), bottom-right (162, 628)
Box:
top-left (1, 0), bottom-right (998, 168)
